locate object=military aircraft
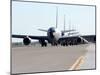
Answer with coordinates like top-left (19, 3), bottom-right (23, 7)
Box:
top-left (12, 8), bottom-right (96, 47)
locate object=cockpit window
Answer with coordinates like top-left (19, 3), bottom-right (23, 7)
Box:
top-left (49, 27), bottom-right (55, 32)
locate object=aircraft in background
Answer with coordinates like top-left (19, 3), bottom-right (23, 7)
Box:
top-left (12, 7), bottom-right (96, 47)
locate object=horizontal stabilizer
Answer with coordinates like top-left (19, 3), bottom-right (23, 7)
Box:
top-left (38, 29), bottom-right (48, 32)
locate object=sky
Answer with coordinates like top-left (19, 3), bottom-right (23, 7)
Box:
top-left (12, 1), bottom-right (96, 42)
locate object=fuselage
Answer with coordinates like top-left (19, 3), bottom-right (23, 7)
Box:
top-left (47, 27), bottom-right (62, 44)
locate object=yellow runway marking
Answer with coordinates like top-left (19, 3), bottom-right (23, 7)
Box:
top-left (69, 56), bottom-right (85, 70)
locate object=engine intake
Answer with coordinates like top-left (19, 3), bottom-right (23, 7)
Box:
top-left (23, 37), bottom-right (31, 45)
top-left (77, 38), bottom-right (82, 44)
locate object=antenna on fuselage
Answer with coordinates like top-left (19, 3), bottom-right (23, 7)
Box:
top-left (56, 7), bottom-right (58, 28)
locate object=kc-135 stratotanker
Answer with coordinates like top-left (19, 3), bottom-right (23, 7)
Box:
top-left (12, 8), bottom-right (96, 47)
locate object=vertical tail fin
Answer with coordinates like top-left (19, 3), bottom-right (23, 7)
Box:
top-left (68, 20), bottom-right (71, 36)
top-left (64, 14), bottom-right (66, 32)
top-left (56, 7), bottom-right (58, 28)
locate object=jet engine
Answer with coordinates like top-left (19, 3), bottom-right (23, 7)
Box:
top-left (23, 37), bottom-right (31, 45)
top-left (76, 37), bottom-right (86, 44)
top-left (94, 36), bottom-right (96, 42)
top-left (76, 38), bottom-right (82, 44)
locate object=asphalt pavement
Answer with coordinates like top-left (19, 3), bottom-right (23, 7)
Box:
top-left (11, 44), bottom-right (95, 74)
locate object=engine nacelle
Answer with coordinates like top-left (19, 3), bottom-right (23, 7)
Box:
top-left (94, 36), bottom-right (96, 42)
top-left (76, 37), bottom-right (86, 44)
top-left (76, 38), bottom-right (82, 44)
top-left (23, 37), bottom-right (31, 45)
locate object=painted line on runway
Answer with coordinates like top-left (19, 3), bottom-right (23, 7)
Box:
top-left (69, 56), bottom-right (85, 70)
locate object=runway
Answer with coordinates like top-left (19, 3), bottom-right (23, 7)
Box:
top-left (79, 44), bottom-right (96, 69)
top-left (11, 43), bottom-right (95, 74)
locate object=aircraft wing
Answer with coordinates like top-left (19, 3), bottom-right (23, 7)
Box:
top-left (12, 34), bottom-right (48, 40)
top-left (59, 35), bottom-right (96, 43)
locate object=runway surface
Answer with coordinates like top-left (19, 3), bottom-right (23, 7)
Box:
top-left (11, 44), bottom-right (95, 74)
top-left (79, 44), bottom-right (96, 69)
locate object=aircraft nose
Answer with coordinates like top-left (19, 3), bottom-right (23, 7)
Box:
top-left (53, 32), bottom-right (56, 36)
top-left (53, 32), bottom-right (61, 40)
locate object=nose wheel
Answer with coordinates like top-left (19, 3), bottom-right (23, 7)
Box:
top-left (39, 40), bottom-right (47, 47)
top-left (51, 40), bottom-right (58, 46)
top-left (41, 42), bottom-right (47, 47)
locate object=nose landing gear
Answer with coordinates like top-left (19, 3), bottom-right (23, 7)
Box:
top-left (39, 40), bottom-right (47, 47)
top-left (41, 42), bottom-right (47, 47)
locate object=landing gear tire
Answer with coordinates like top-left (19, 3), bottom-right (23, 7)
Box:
top-left (41, 42), bottom-right (47, 47)
top-left (51, 42), bottom-right (58, 46)
top-left (44, 43), bottom-right (47, 46)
